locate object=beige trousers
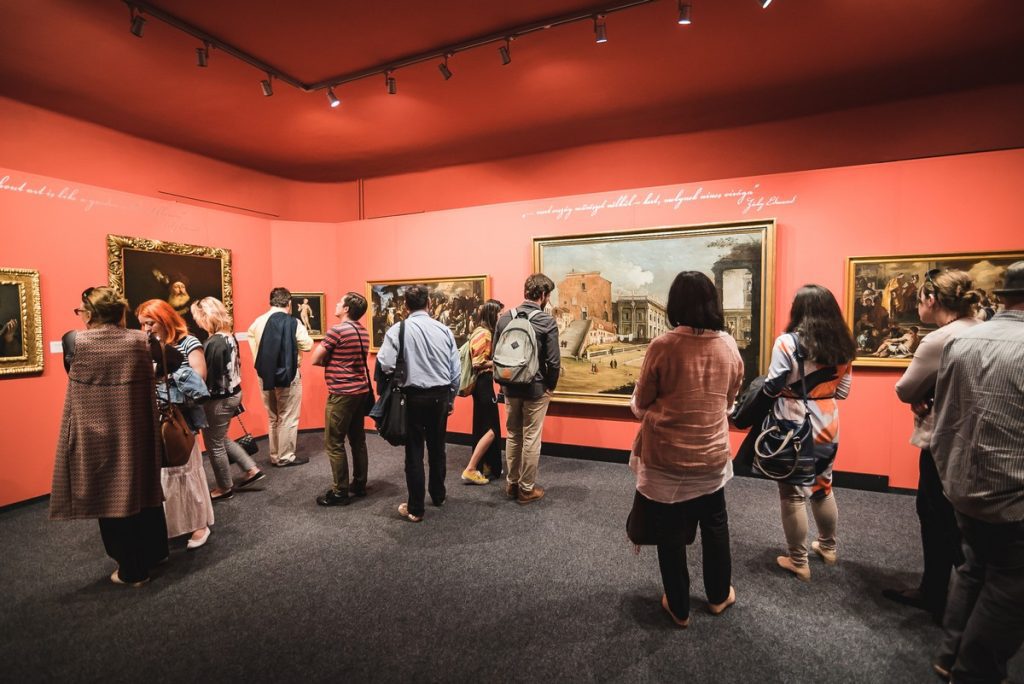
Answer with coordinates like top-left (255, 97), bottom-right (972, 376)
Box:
top-left (778, 482), bottom-right (838, 566)
top-left (261, 371), bottom-right (303, 465)
top-left (505, 394), bottom-right (551, 492)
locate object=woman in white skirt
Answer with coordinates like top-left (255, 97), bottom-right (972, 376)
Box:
top-left (136, 299), bottom-right (215, 550)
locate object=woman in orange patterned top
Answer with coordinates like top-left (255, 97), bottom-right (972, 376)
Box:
top-left (766, 285), bottom-right (855, 582)
top-left (461, 299), bottom-right (505, 485)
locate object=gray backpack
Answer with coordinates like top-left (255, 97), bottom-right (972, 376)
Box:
top-left (492, 308), bottom-right (541, 386)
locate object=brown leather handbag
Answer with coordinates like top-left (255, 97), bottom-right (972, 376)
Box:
top-left (158, 343), bottom-right (195, 468)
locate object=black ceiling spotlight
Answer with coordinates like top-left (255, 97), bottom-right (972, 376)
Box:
top-left (129, 7), bottom-right (146, 37)
top-left (438, 53), bottom-right (453, 80)
top-left (677, 2), bottom-right (692, 24)
top-left (195, 42), bottom-right (209, 67)
top-left (759, 0), bottom-right (772, 7)
top-left (386, 71), bottom-right (397, 94)
top-left (499, 38), bottom-right (512, 65)
top-left (260, 74), bottom-right (273, 97)
top-left (326, 87), bottom-right (340, 107)
top-left (594, 15), bottom-right (608, 43)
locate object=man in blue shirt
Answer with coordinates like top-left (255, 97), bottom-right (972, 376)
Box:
top-left (377, 285), bottom-right (460, 522)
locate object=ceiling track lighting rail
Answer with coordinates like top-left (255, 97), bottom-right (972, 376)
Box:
top-left (123, 0), bottom-right (765, 106)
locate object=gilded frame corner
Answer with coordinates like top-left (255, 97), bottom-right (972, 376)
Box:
top-left (0, 267), bottom-right (44, 376)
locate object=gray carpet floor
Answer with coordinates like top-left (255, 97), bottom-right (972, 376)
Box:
top-left (1, 432), bottom-right (1021, 683)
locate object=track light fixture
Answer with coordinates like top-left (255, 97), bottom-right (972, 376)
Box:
top-left (499, 38), bottom-right (512, 65)
top-left (759, 0), bottom-right (772, 7)
top-left (594, 16), bottom-right (608, 43)
top-left (260, 76), bottom-right (273, 97)
top-left (677, 2), bottom-right (692, 24)
top-left (386, 71), bottom-right (397, 95)
top-left (129, 8), bottom-right (146, 37)
top-left (438, 54), bottom-right (453, 81)
top-left (326, 87), bottom-right (340, 108)
top-left (195, 43), bottom-right (209, 67)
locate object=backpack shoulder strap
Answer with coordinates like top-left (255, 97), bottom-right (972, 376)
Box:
top-left (525, 309), bottom-right (542, 321)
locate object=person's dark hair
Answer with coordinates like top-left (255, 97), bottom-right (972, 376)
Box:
top-left (477, 299), bottom-right (504, 331)
top-left (920, 269), bottom-right (982, 318)
top-left (83, 286), bottom-right (128, 326)
top-left (404, 285), bottom-right (429, 311)
top-left (665, 271), bottom-right (725, 333)
top-left (785, 284), bottom-right (856, 365)
top-left (270, 287), bottom-right (291, 308)
top-left (524, 273), bottom-right (555, 301)
top-left (343, 292), bottom-right (368, 321)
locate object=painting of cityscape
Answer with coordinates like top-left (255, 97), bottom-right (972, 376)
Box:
top-left (534, 221), bottom-right (775, 405)
top-left (846, 251), bottom-right (1023, 368)
top-left (366, 275), bottom-right (489, 352)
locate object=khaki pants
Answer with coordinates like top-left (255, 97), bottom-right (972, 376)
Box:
top-left (261, 372), bottom-right (303, 465)
top-left (505, 394), bottom-right (551, 492)
top-left (778, 482), bottom-right (838, 566)
top-left (325, 393), bottom-right (369, 494)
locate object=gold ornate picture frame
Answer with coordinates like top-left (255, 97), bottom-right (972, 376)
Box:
top-left (290, 292), bottom-right (326, 340)
top-left (107, 234), bottom-right (232, 338)
top-left (0, 267), bottom-right (43, 376)
top-left (846, 250), bottom-right (1023, 368)
top-left (534, 220), bottom-right (776, 406)
top-left (366, 275), bottom-right (489, 352)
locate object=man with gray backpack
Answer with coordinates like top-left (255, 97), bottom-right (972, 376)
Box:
top-left (492, 273), bottom-right (561, 504)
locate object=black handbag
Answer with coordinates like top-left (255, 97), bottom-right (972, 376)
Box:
top-left (376, 321), bottom-right (408, 446)
top-left (348, 322), bottom-right (376, 416)
top-left (752, 334), bottom-right (815, 481)
top-left (234, 412), bottom-right (259, 456)
top-left (730, 375), bottom-right (771, 429)
top-left (626, 491), bottom-right (697, 547)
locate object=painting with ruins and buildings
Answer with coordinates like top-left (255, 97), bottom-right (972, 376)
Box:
top-left (534, 221), bottom-right (775, 405)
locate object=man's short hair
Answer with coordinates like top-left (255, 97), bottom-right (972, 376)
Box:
top-left (524, 273), bottom-right (555, 301)
top-left (404, 285), bottom-right (429, 311)
top-left (270, 287), bottom-right (291, 307)
top-left (343, 292), bottom-right (368, 321)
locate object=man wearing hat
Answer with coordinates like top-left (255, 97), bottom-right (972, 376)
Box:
top-left (930, 260), bottom-right (1024, 683)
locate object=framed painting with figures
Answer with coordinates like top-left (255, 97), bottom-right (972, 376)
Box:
top-left (534, 220), bottom-right (776, 406)
top-left (107, 234), bottom-right (232, 340)
top-left (845, 250), bottom-right (1023, 368)
top-left (366, 276), bottom-right (489, 352)
top-left (0, 267), bottom-right (43, 376)
top-left (290, 292), bottom-right (325, 340)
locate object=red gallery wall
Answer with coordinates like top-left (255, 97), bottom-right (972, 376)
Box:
top-left (1, 91), bottom-right (1022, 507)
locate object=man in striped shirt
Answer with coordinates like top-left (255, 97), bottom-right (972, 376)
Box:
top-left (930, 260), bottom-right (1024, 683)
top-left (311, 292), bottom-right (372, 506)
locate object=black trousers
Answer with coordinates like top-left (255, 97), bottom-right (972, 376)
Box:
top-left (655, 487), bottom-right (732, 619)
top-left (403, 388), bottom-right (450, 517)
top-left (471, 372), bottom-right (502, 479)
top-left (939, 514), bottom-right (1024, 684)
top-left (98, 506), bottom-right (169, 583)
top-left (917, 448), bottom-right (964, 616)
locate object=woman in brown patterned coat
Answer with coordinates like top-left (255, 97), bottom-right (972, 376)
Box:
top-left (50, 287), bottom-right (168, 587)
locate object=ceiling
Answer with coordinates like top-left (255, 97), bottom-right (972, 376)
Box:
top-left (1, 0), bottom-right (1022, 181)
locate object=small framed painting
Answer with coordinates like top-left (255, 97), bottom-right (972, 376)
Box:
top-left (290, 292), bottom-right (326, 340)
top-left (846, 250), bottom-right (1023, 367)
top-left (0, 267), bottom-right (43, 376)
top-left (366, 276), bottom-right (489, 352)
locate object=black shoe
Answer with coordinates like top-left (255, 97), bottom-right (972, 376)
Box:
top-left (210, 489), bottom-right (234, 502)
top-left (276, 456), bottom-right (309, 468)
top-left (350, 485), bottom-right (367, 498)
top-left (431, 496), bottom-right (446, 507)
top-left (882, 587), bottom-right (930, 611)
top-left (237, 471), bottom-right (266, 488)
top-left (316, 490), bottom-right (351, 507)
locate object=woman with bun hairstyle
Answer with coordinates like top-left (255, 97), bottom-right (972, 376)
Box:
top-left (768, 285), bottom-right (855, 582)
top-left (884, 269), bottom-right (981, 621)
top-left (136, 299), bottom-right (215, 550)
top-left (50, 287), bottom-right (168, 586)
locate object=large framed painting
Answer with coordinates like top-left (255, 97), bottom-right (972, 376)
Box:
top-left (290, 292), bottom-right (326, 340)
top-left (534, 220), bottom-right (776, 405)
top-left (366, 276), bottom-right (489, 352)
top-left (846, 250), bottom-right (1023, 368)
top-left (0, 268), bottom-right (43, 376)
top-left (107, 235), bottom-right (232, 340)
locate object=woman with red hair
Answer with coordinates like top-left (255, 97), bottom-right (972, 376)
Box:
top-left (136, 299), bottom-right (214, 550)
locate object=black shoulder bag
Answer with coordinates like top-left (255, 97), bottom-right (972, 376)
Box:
top-left (376, 321), bottom-right (408, 446)
top-left (752, 333), bottom-right (816, 481)
top-left (347, 322), bottom-right (376, 416)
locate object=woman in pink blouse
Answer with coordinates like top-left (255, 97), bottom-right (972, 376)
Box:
top-left (630, 271), bottom-right (744, 627)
